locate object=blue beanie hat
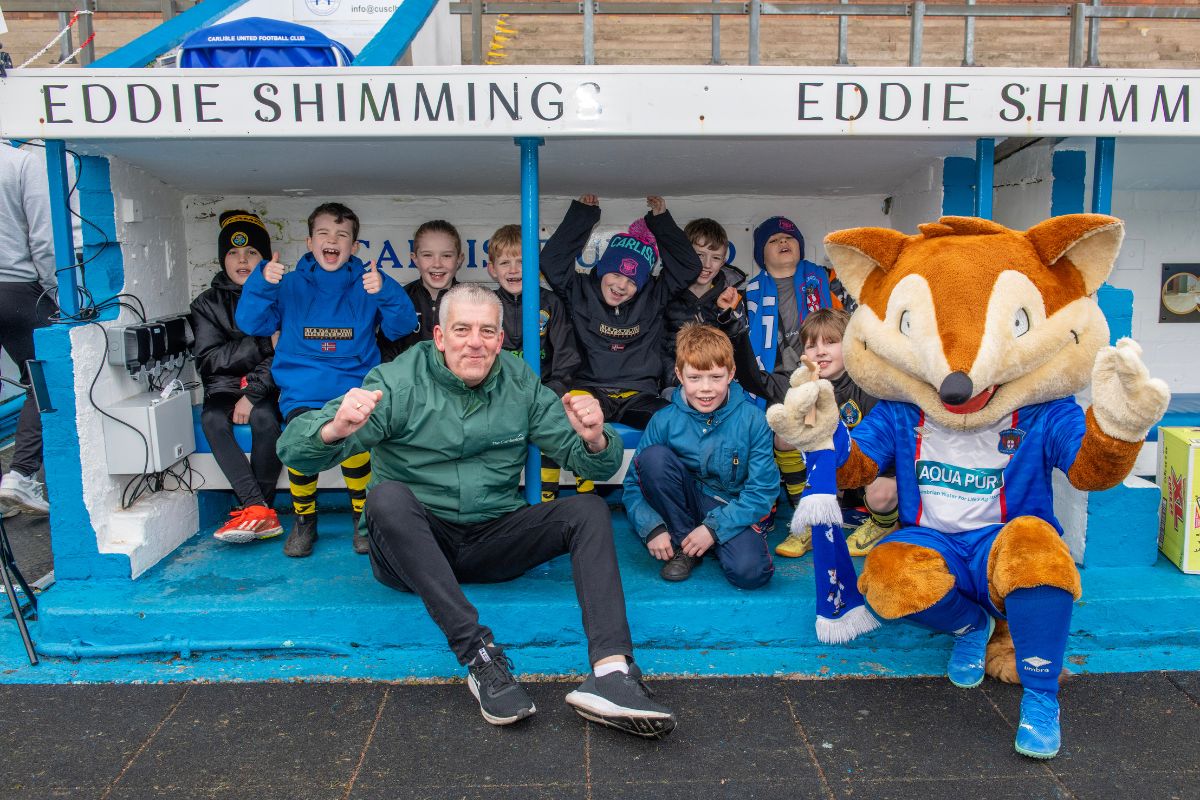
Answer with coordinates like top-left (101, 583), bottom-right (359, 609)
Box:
top-left (753, 216), bottom-right (805, 269)
top-left (595, 218), bottom-right (658, 294)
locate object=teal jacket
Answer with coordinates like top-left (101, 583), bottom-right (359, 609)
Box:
top-left (277, 342), bottom-right (624, 524)
top-left (622, 382), bottom-right (779, 543)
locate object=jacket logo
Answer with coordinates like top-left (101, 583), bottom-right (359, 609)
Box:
top-left (320, 342), bottom-right (337, 352)
top-left (304, 327), bottom-right (354, 340)
top-left (839, 399), bottom-right (862, 428)
top-left (599, 323), bottom-right (640, 338)
top-left (492, 434), bottom-right (526, 446)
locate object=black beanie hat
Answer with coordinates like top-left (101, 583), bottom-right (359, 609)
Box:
top-left (218, 210), bottom-right (272, 265)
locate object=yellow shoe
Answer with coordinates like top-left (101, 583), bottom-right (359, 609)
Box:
top-left (846, 518), bottom-right (897, 556)
top-left (775, 528), bottom-right (812, 558)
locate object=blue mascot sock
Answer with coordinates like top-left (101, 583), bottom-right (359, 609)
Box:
top-left (905, 589), bottom-right (993, 688)
top-left (905, 589), bottom-right (987, 635)
top-left (1005, 585), bottom-right (1073, 693)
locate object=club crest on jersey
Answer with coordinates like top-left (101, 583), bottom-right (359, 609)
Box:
top-left (539, 309), bottom-right (550, 334)
top-left (998, 427), bottom-right (1025, 455)
top-left (840, 399), bottom-right (863, 428)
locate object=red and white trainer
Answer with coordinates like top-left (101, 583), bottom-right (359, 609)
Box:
top-left (213, 505), bottom-right (285, 544)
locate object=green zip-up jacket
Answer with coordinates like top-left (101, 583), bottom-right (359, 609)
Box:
top-left (276, 340), bottom-right (624, 524)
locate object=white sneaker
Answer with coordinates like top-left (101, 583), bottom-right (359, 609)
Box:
top-left (0, 471), bottom-right (49, 516)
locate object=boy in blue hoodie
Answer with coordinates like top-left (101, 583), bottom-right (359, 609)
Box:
top-left (236, 202), bottom-right (417, 558)
top-left (623, 324), bottom-right (778, 588)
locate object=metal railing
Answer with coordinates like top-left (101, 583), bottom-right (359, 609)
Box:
top-left (1, 1), bottom-right (198, 65)
top-left (449, 0), bottom-right (1200, 68)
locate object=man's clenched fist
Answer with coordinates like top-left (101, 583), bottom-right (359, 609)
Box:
top-left (321, 388), bottom-right (383, 443)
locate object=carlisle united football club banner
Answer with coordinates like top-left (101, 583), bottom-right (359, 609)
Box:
top-left (0, 67), bottom-right (1195, 140)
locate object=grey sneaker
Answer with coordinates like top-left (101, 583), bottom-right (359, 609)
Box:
top-left (565, 664), bottom-right (676, 738)
top-left (352, 511), bottom-right (369, 555)
top-left (283, 513), bottom-right (318, 558)
top-left (660, 550), bottom-right (700, 582)
top-left (0, 470), bottom-right (48, 516)
top-left (467, 644), bottom-right (536, 726)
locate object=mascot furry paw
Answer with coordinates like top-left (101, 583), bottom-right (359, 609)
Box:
top-left (767, 214), bottom-right (1169, 760)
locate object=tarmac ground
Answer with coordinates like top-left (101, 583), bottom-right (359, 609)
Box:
top-left (1, 671), bottom-right (1199, 799)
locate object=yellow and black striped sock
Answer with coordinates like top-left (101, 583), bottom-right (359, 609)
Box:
top-left (868, 504), bottom-right (899, 529)
top-left (565, 390), bottom-right (599, 494)
top-left (340, 452), bottom-right (371, 517)
top-left (774, 447), bottom-right (807, 507)
top-left (288, 468), bottom-right (318, 517)
top-left (540, 466), bottom-right (561, 503)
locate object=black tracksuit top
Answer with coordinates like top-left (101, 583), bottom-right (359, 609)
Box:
top-left (540, 201), bottom-right (701, 395)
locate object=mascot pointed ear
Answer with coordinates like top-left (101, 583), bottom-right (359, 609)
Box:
top-left (1025, 214), bottom-right (1124, 295)
top-left (824, 227), bottom-right (909, 301)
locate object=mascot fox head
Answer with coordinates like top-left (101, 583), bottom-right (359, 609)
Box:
top-left (825, 214), bottom-right (1124, 431)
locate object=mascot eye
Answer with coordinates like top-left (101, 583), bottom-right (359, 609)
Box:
top-left (899, 310), bottom-right (912, 337)
top-left (1013, 307), bottom-right (1031, 338)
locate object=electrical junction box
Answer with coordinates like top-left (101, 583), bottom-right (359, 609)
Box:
top-left (101, 390), bottom-right (195, 474)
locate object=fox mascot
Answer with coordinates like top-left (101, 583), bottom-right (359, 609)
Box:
top-left (766, 215), bottom-right (1169, 759)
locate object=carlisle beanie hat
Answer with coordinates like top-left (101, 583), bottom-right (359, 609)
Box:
top-left (752, 215), bottom-right (805, 269)
top-left (594, 218), bottom-right (659, 294)
top-left (218, 210), bottom-right (272, 265)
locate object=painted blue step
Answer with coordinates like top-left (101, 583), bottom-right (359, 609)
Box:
top-left (16, 509), bottom-right (1200, 683)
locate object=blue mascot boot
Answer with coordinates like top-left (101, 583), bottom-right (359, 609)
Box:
top-left (947, 615), bottom-right (994, 688)
top-left (1014, 688), bottom-right (1061, 759)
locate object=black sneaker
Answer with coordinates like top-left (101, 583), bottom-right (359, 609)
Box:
top-left (283, 513), bottom-right (317, 558)
top-left (660, 550), bottom-right (701, 582)
top-left (467, 644), bottom-right (536, 726)
top-left (565, 664), bottom-right (676, 738)
top-left (352, 511), bottom-right (369, 555)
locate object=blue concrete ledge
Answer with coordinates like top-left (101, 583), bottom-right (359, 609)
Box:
top-left (3, 509), bottom-right (1199, 683)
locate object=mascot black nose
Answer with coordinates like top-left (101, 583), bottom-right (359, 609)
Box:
top-left (939, 371), bottom-right (974, 405)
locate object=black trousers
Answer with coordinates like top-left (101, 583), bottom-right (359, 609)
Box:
top-left (200, 394), bottom-right (282, 507)
top-left (365, 481), bottom-right (634, 666)
top-left (0, 282), bottom-right (53, 477)
top-left (594, 390), bottom-right (668, 431)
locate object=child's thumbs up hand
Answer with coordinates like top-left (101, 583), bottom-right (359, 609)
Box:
top-left (263, 252), bottom-right (286, 284)
top-left (362, 260), bottom-right (382, 295)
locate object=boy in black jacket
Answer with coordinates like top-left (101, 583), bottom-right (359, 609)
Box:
top-left (487, 224), bottom-right (582, 501)
top-left (189, 210), bottom-right (284, 543)
top-left (380, 219), bottom-right (462, 362)
top-left (661, 218), bottom-right (747, 389)
top-left (541, 195), bottom-right (701, 436)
